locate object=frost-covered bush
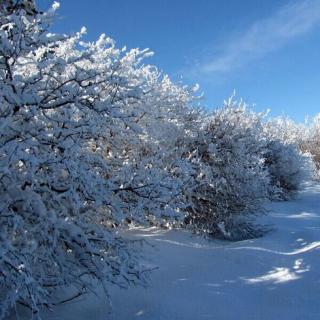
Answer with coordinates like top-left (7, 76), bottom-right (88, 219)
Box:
top-left (263, 118), bottom-right (312, 198)
top-left (264, 117), bottom-right (305, 145)
top-left (104, 73), bottom-right (202, 226)
top-left (0, 2), bottom-right (152, 318)
top-left (184, 98), bottom-right (270, 240)
top-left (300, 114), bottom-right (320, 180)
top-left (263, 140), bottom-right (310, 198)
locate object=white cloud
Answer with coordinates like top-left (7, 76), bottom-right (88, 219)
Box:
top-left (192, 0), bottom-right (320, 76)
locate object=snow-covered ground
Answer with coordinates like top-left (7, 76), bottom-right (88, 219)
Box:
top-left (16, 184), bottom-right (320, 320)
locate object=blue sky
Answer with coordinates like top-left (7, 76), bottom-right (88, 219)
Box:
top-left (40, 0), bottom-right (320, 121)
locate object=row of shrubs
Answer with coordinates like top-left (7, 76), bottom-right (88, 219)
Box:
top-left (0, 2), bottom-right (317, 319)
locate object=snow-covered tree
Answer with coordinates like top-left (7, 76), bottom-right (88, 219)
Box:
top-left (299, 114), bottom-right (320, 180)
top-left (100, 69), bottom-right (202, 226)
top-left (0, 3), bottom-right (151, 318)
top-left (183, 98), bottom-right (270, 240)
top-left (263, 117), bottom-right (312, 198)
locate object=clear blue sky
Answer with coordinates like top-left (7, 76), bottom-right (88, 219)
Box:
top-left (39, 0), bottom-right (320, 121)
